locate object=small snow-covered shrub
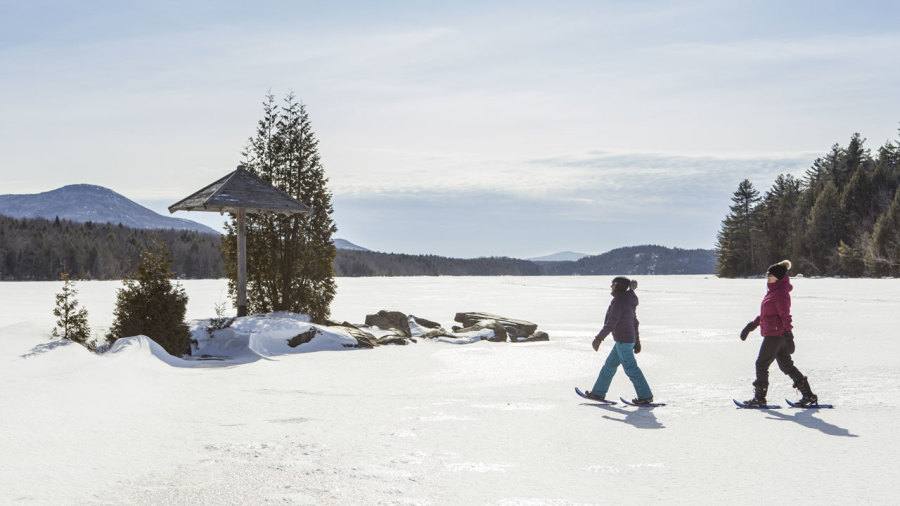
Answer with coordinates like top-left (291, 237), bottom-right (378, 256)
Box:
top-left (107, 240), bottom-right (191, 357)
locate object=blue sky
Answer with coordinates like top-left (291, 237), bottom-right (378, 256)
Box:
top-left (2, 1), bottom-right (899, 258)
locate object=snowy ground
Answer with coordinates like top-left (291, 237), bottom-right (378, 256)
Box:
top-left (2, 275), bottom-right (898, 505)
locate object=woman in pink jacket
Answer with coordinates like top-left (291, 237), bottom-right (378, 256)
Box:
top-left (739, 260), bottom-right (818, 407)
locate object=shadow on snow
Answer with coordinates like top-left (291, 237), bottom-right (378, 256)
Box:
top-left (764, 409), bottom-right (858, 437)
top-left (581, 402), bottom-right (666, 430)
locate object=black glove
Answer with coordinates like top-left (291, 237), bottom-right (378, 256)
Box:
top-left (592, 337), bottom-right (603, 351)
top-left (633, 338), bottom-right (641, 354)
top-left (740, 321), bottom-right (758, 341)
top-left (783, 330), bottom-right (795, 354)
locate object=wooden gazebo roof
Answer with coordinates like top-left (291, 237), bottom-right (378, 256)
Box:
top-left (168, 167), bottom-right (310, 215)
top-left (168, 166), bottom-right (310, 317)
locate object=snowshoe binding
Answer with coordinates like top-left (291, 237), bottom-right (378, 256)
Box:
top-left (743, 380), bottom-right (768, 407)
top-left (584, 390), bottom-right (607, 401)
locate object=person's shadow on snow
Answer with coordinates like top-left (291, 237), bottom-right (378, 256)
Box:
top-left (764, 409), bottom-right (858, 437)
top-left (582, 403), bottom-right (665, 429)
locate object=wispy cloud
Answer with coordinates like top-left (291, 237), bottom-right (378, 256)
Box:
top-left (330, 149), bottom-right (814, 201)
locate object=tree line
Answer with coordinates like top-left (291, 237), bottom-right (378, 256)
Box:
top-left (0, 212), bottom-right (718, 281)
top-left (334, 245), bottom-right (715, 276)
top-left (717, 131), bottom-right (900, 277)
top-left (0, 215), bottom-right (224, 280)
top-left (334, 250), bottom-right (544, 276)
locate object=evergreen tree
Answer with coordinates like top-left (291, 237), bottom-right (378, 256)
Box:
top-left (840, 133), bottom-right (870, 186)
top-left (797, 145), bottom-right (843, 226)
top-left (223, 93), bottom-right (337, 322)
top-left (871, 141), bottom-right (900, 215)
top-left (51, 268), bottom-right (91, 346)
top-left (840, 163), bottom-right (875, 235)
top-left (716, 179), bottom-right (761, 277)
top-left (871, 187), bottom-right (900, 276)
top-left (802, 181), bottom-right (842, 274)
top-left (758, 174), bottom-right (802, 266)
top-left (107, 240), bottom-right (191, 356)
top-left (837, 240), bottom-right (866, 277)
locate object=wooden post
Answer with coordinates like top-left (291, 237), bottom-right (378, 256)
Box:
top-left (237, 208), bottom-right (247, 317)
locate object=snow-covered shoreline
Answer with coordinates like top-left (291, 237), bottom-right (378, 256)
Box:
top-left (2, 276), bottom-right (898, 504)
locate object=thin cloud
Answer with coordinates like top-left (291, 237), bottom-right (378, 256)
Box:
top-left (330, 150), bottom-right (813, 201)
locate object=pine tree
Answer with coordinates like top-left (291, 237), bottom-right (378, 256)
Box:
top-left (840, 164), bottom-right (875, 236)
top-left (840, 133), bottom-right (870, 187)
top-left (107, 240), bottom-right (191, 356)
top-left (871, 187), bottom-right (900, 275)
top-left (716, 179), bottom-right (762, 277)
top-left (51, 268), bottom-right (91, 346)
top-left (803, 181), bottom-right (843, 274)
top-left (223, 93), bottom-right (337, 322)
top-left (758, 174), bottom-right (802, 266)
top-left (871, 141), bottom-right (900, 216)
top-left (837, 240), bottom-right (866, 277)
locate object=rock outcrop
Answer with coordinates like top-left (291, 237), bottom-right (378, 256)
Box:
top-left (329, 322), bottom-right (379, 349)
top-left (287, 328), bottom-right (318, 348)
top-left (452, 312), bottom-right (548, 342)
top-left (364, 310), bottom-right (411, 337)
top-left (347, 310), bottom-right (549, 346)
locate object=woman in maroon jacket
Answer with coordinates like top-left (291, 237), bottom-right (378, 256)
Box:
top-left (739, 260), bottom-right (818, 407)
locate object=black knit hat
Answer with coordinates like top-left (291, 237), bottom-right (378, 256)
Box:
top-left (766, 260), bottom-right (792, 280)
top-left (611, 277), bottom-right (636, 292)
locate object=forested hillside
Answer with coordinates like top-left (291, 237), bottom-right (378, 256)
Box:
top-left (334, 246), bottom-right (715, 277)
top-left (717, 132), bottom-right (900, 277)
top-left (0, 215), bottom-right (224, 280)
top-left (539, 245), bottom-right (716, 275)
top-left (1, 215), bottom-right (716, 280)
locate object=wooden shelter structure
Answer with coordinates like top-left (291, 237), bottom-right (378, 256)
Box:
top-left (168, 166), bottom-right (310, 316)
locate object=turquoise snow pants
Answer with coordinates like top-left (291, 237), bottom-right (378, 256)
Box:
top-left (591, 342), bottom-right (653, 399)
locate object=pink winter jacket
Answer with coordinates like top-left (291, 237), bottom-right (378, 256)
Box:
top-left (753, 275), bottom-right (793, 336)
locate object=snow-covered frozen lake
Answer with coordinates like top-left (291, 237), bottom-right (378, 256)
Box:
top-left (1, 275), bottom-right (898, 505)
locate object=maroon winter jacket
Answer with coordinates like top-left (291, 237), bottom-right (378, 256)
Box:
top-left (753, 275), bottom-right (793, 336)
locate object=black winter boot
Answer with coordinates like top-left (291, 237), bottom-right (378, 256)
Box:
top-left (743, 380), bottom-right (768, 407)
top-left (793, 376), bottom-right (818, 407)
top-left (584, 390), bottom-right (606, 401)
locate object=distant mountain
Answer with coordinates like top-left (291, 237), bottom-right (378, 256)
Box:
top-left (541, 245), bottom-right (716, 275)
top-left (528, 251), bottom-right (590, 262)
top-left (334, 238), bottom-right (370, 251)
top-left (0, 184), bottom-right (219, 235)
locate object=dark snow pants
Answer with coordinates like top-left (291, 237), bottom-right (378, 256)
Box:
top-left (755, 335), bottom-right (803, 385)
